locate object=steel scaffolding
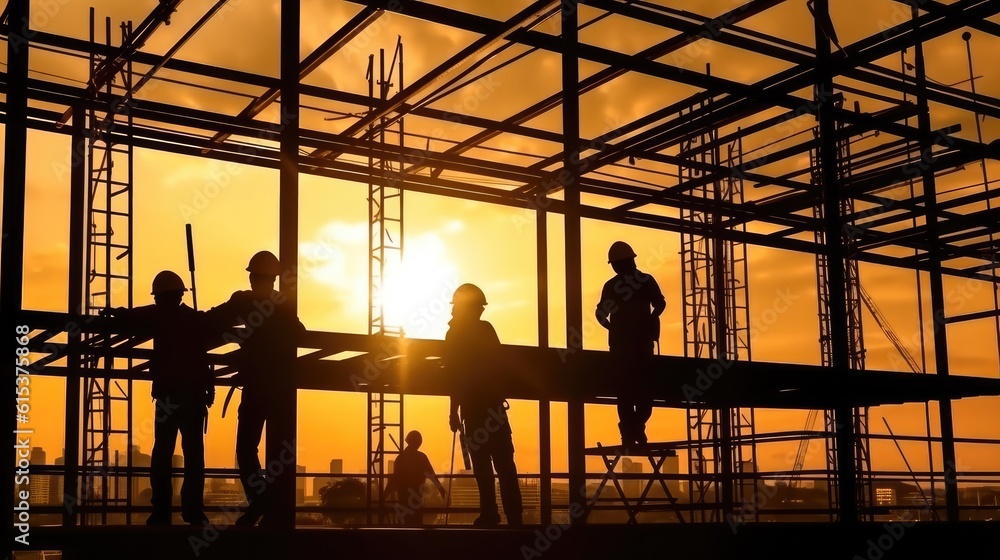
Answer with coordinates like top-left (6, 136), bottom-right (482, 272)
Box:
top-left (366, 40), bottom-right (406, 524)
top-left (4, 3), bottom-right (1000, 554)
top-left (80, 10), bottom-right (135, 525)
top-left (810, 101), bottom-right (872, 521)
top-left (680, 88), bottom-right (755, 523)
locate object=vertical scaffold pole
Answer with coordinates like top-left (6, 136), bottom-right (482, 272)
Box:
top-left (814, 0), bottom-right (858, 524)
top-left (272, 0), bottom-right (301, 531)
top-left (911, 4), bottom-right (959, 522)
top-left (562, 0), bottom-right (587, 524)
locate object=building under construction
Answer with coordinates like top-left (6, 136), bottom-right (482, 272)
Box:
top-left (3, 0), bottom-right (1000, 558)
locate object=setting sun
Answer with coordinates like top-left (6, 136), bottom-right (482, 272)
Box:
top-left (381, 229), bottom-right (462, 338)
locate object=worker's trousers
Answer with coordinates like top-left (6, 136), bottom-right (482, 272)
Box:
top-left (465, 409), bottom-right (522, 523)
top-left (150, 398), bottom-right (206, 520)
top-left (236, 397), bottom-right (269, 511)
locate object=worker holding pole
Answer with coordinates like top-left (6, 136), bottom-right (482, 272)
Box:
top-left (444, 283), bottom-right (522, 528)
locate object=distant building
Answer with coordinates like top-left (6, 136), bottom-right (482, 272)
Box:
top-left (313, 458), bottom-right (345, 499)
top-left (737, 460), bottom-right (764, 509)
top-left (205, 478), bottom-right (243, 507)
top-left (875, 486), bottom-right (896, 506)
top-left (519, 479), bottom-right (541, 525)
top-left (30, 447), bottom-right (46, 464)
top-left (622, 458), bottom-right (643, 498)
top-left (663, 454), bottom-right (680, 498)
top-left (28, 448), bottom-right (51, 505)
top-left (53, 451), bottom-right (65, 506)
top-left (874, 481), bottom-right (919, 507)
top-left (129, 445), bottom-right (152, 505)
top-left (447, 469), bottom-right (481, 523)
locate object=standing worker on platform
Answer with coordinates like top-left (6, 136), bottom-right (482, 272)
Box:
top-left (206, 250), bottom-right (304, 526)
top-left (595, 241), bottom-right (666, 447)
top-left (103, 270), bottom-right (215, 526)
top-left (384, 430), bottom-right (447, 526)
top-left (444, 283), bottom-right (523, 527)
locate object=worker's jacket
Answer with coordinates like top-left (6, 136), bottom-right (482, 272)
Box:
top-left (443, 317), bottom-right (508, 430)
top-left (386, 448), bottom-right (435, 497)
top-left (597, 268), bottom-right (665, 353)
top-left (113, 303), bottom-right (213, 405)
top-left (205, 289), bottom-right (304, 393)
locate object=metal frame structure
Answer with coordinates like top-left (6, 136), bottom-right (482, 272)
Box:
top-left (5, 1), bottom-right (1000, 553)
top-left (365, 39), bottom-right (407, 525)
top-left (80, 10), bottom-right (136, 525)
top-left (810, 104), bottom-right (871, 520)
top-left (679, 88), bottom-right (756, 523)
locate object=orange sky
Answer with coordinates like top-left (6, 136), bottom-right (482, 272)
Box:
top-left (4, 0), bottom-right (1000, 488)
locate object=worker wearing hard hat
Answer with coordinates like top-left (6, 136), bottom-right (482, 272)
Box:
top-left (383, 430), bottom-right (447, 526)
top-left (595, 241), bottom-right (666, 447)
top-left (205, 250), bottom-right (305, 526)
top-left (102, 270), bottom-right (214, 526)
top-left (444, 283), bottom-right (523, 527)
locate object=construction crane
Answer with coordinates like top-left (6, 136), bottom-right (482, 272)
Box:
top-left (789, 283), bottom-right (922, 487)
top-left (858, 284), bottom-right (922, 375)
top-left (789, 409), bottom-right (821, 489)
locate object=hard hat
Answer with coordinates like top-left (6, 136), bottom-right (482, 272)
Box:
top-left (151, 270), bottom-right (187, 295)
top-left (608, 241), bottom-right (637, 263)
top-left (451, 283), bottom-right (487, 307)
top-left (405, 430), bottom-right (422, 447)
top-left (246, 250), bottom-right (280, 275)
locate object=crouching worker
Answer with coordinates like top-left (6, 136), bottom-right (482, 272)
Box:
top-left (103, 270), bottom-right (215, 525)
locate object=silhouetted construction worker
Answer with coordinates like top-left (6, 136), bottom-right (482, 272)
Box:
top-left (205, 251), bottom-right (304, 526)
top-left (445, 283), bottom-right (523, 527)
top-left (595, 241), bottom-right (666, 447)
top-left (103, 270), bottom-right (214, 526)
top-left (384, 430), bottom-right (446, 526)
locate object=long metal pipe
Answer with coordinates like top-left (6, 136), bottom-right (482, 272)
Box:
top-left (562, 0), bottom-right (587, 525)
top-left (269, 0), bottom-right (301, 531)
top-left (813, 0), bottom-right (858, 523)
top-left (911, 4), bottom-right (960, 522)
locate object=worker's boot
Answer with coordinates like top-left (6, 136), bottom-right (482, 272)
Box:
top-left (146, 510), bottom-right (171, 526)
top-left (235, 500), bottom-right (265, 527)
top-left (183, 510), bottom-right (210, 526)
top-left (473, 511), bottom-right (501, 527)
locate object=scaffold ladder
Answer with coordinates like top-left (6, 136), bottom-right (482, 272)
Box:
top-left (680, 89), bottom-right (754, 522)
top-left (81, 13), bottom-right (135, 525)
top-left (366, 39), bottom-right (406, 525)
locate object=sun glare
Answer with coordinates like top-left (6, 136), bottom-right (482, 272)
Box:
top-left (380, 234), bottom-right (460, 339)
